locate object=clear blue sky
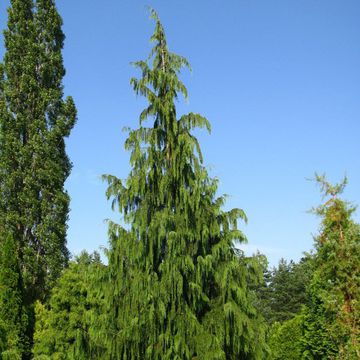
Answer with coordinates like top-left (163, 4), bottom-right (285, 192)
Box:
top-left (1, 0), bottom-right (359, 265)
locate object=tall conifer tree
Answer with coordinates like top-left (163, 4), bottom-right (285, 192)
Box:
top-left (104, 10), bottom-right (266, 359)
top-left (303, 175), bottom-right (360, 359)
top-left (0, 0), bottom-right (76, 357)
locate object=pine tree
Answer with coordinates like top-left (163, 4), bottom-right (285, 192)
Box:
top-left (0, 0), bottom-right (76, 357)
top-left (268, 257), bottom-right (312, 323)
top-left (253, 255), bottom-right (313, 325)
top-left (302, 175), bottom-right (360, 359)
top-left (104, 10), bottom-right (267, 359)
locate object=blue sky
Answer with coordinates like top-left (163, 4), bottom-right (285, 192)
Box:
top-left (0, 0), bottom-right (359, 266)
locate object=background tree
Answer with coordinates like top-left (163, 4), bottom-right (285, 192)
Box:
top-left (0, 0), bottom-right (76, 357)
top-left (33, 252), bottom-right (106, 360)
top-left (247, 252), bottom-right (273, 324)
top-left (253, 254), bottom-right (313, 324)
top-left (302, 175), bottom-right (360, 359)
top-left (268, 257), bottom-right (312, 323)
top-left (251, 254), bottom-right (312, 359)
top-left (103, 9), bottom-right (267, 359)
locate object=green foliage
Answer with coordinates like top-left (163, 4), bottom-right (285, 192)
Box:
top-left (33, 252), bottom-right (106, 360)
top-left (268, 315), bottom-right (303, 360)
top-left (302, 175), bottom-right (360, 359)
top-left (0, 233), bottom-right (23, 357)
top-left (249, 252), bottom-right (273, 323)
top-left (302, 289), bottom-right (338, 359)
top-left (103, 9), bottom-right (267, 359)
top-left (1, 349), bottom-right (21, 360)
top-left (0, 0), bottom-right (76, 356)
top-left (254, 254), bottom-right (313, 324)
top-left (0, 323), bottom-right (4, 354)
top-left (0, 1), bottom-right (357, 358)
top-left (268, 257), bottom-right (313, 323)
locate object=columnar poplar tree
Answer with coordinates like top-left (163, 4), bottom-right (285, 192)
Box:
top-left (104, 10), bottom-right (266, 359)
top-left (0, 0), bottom-right (76, 357)
top-left (303, 176), bottom-right (360, 359)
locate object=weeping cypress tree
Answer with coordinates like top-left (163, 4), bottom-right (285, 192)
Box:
top-left (104, 10), bottom-right (266, 359)
top-left (0, 0), bottom-right (76, 357)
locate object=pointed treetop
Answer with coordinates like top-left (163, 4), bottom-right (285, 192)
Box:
top-left (315, 172), bottom-right (347, 199)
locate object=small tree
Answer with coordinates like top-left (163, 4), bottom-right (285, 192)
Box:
top-left (33, 252), bottom-right (106, 360)
top-left (268, 314), bottom-right (303, 360)
top-left (103, 10), bottom-right (266, 359)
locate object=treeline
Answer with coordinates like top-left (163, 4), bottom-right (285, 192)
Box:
top-left (23, 183), bottom-right (360, 360)
top-left (0, 1), bottom-right (359, 359)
